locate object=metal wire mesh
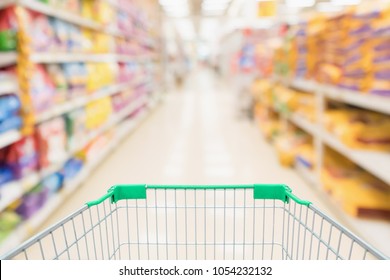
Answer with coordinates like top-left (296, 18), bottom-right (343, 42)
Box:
top-left (3, 188), bottom-right (385, 260)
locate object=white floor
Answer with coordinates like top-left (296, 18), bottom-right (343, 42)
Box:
top-left (37, 68), bottom-right (389, 258)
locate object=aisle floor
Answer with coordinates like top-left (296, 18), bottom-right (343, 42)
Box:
top-left (38, 69), bottom-right (389, 257)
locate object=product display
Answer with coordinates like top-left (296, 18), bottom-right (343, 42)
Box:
top-left (0, 94), bottom-right (22, 133)
top-left (0, 0), bottom-right (161, 251)
top-left (322, 148), bottom-right (390, 219)
top-left (324, 107), bottom-right (390, 151)
top-left (0, 7), bottom-right (17, 52)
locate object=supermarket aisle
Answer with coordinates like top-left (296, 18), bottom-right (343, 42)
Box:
top-left (37, 68), bottom-right (387, 255)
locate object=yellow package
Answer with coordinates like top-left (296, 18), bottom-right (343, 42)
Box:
top-left (332, 173), bottom-right (390, 219)
top-left (81, 0), bottom-right (94, 20)
top-left (321, 148), bottom-right (362, 194)
top-left (93, 33), bottom-right (112, 53)
top-left (81, 29), bottom-right (94, 53)
top-left (274, 130), bottom-right (310, 167)
top-left (325, 109), bottom-right (390, 151)
top-left (85, 97), bottom-right (112, 130)
top-left (93, 1), bottom-right (115, 25)
top-left (296, 143), bottom-right (316, 169)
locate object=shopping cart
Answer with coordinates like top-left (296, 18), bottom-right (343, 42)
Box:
top-left (1, 184), bottom-right (388, 260)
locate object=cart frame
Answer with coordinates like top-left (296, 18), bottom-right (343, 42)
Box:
top-left (1, 184), bottom-right (388, 260)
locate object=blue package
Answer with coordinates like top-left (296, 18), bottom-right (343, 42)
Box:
top-left (41, 172), bottom-right (64, 195)
top-left (0, 116), bottom-right (22, 133)
top-left (0, 95), bottom-right (21, 121)
top-left (62, 158), bottom-right (83, 181)
top-left (50, 18), bottom-right (70, 52)
top-left (0, 165), bottom-right (14, 186)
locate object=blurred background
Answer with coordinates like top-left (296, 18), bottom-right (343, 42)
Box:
top-left (0, 0), bottom-right (389, 257)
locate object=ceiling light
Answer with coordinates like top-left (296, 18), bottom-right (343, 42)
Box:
top-left (285, 0), bottom-right (315, 8)
top-left (317, 2), bottom-right (343, 12)
top-left (202, 2), bottom-right (230, 11)
top-left (331, 0), bottom-right (361, 6)
top-left (159, 0), bottom-right (188, 5)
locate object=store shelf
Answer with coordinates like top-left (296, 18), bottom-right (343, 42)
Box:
top-left (321, 130), bottom-right (390, 185)
top-left (0, 0), bottom-right (14, 10)
top-left (0, 52), bottom-right (17, 68)
top-left (36, 81), bottom-right (136, 123)
top-left (322, 85), bottom-right (390, 116)
top-left (0, 97), bottom-right (156, 256)
top-left (311, 182), bottom-right (390, 258)
top-left (39, 156), bottom-right (70, 179)
top-left (0, 173), bottom-right (40, 212)
top-left (277, 75), bottom-right (390, 115)
top-left (30, 53), bottom-right (144, 63)
top-left (0, 130), bottom-right (22, 149)
top-left (295, 160), bottom-right (318, 187)
top-left (290, 78), bottom-right (317, 93)
top-left (290, 113), bottom-right (318, 135)
top-left (0, 79), bottom-right (18, 96)
top-left (18, 0), bottom-right (100, 30)
top-left (0, 96), bottom-right (146, 215)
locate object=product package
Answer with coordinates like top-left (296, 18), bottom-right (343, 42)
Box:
top-left (0, 7), bottom-right (18, 52)
top-left (2, 136), bottom-right (39, 180)
top-left (324, 108), bottom-right (390, 151)
top-left (35, 117), bottom-right (68, 169)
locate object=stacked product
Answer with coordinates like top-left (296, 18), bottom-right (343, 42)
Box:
top-left (271, 83), bottom-right (317, 122)
top-left (274, 128), bottom-right (312, 167)
top-left (324, 107), bottom-right (390, 151)
top-left (0, 0), bottom-right (161, 249)
top-left (306, 16), bottom-right (325, 80)
top-left (0, 7), bottom-right (17, 52)
top-left (252, 80), bottom-right (282, 141)
top-left (370, 7), bottom-right (390, 96)
top-left (338, 11), bottom-right (376, 92)
top-left (322, 148), bottom-right (390, 219)
top-left (0, 95), bottom-right (22, 134)
top-left (316, 13), bottom-right (350, 85)
top-left (293, 23), bottom-right (308, 78)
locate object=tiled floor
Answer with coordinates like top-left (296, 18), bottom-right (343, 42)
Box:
top-left (36, 68), bottom-right (389, 258)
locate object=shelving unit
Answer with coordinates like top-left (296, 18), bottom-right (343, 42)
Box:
top-left (281, 77), bottom-right (390, 116)
top-left (0, 52), bottom-right (17, 68)
top-left (0, 80), bottom-right (18, 96)
top-left (274, 75), bottom-right (390, 185)
top-left (0, 0), bottom-right (163, 254)
top-left (264, 75), bottom-right (390, 254)
top-left (0, 97), bottom-right (158, 255)
top-left (35, 79), bottom-right (144, 123)
top-left (30, 53), bottom-right (153, 64)
top-left (0, 130), bottom-right (22, 149)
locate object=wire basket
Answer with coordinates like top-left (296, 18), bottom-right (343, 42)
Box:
top-left (1, 184), bottom-right (388, 260)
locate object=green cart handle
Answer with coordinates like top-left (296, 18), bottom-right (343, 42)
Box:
top-left (86, 184), bottom-right (311, 207)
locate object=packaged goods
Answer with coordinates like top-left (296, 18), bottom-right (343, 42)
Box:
top-left (26, 11), bottom-right (55, 52)
top-left (0, 211), bottom-right (21, 241)
top-left (63, 63), bottom-right (87, 92)
top-left (0, 7), bottom-right (17, 51)
top-left (2, 136), bottom-right (39, 179)
top-left (35, 117), bottom-right (68, 169)
top-left (66, 108), bottom-right (87, 152)
top-left (321, 148), bottom-right (363, 194)
top-left (0, 164), bottom-right (14, 186)
top-left (296, 143), bottom-right (316, 169)
top-left (322, 149), bottom-right (390, 219)
top-left (46, 64), bottom-right (68, 104)
top-left (30, 65), bottom-right (56, 114)
top-left (62, 157), bottom-right (83, 181)
top-left (41, 172), bottom-right (64, 195)
top-left (16, 184), bottom-right (50, 220)
top-left (324, 108), bottom-right (390, 151)
top-left (274, 129), bottom-right (311, 167)
top-left (85, 97), bottom-right (112, 130)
